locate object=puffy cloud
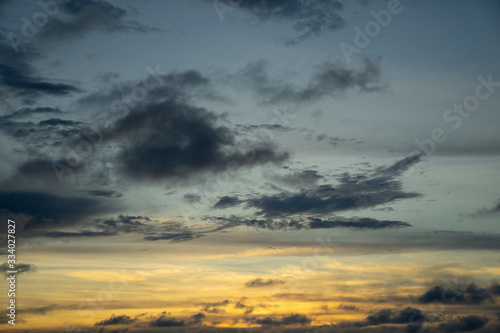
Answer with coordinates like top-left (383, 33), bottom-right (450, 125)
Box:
top-left (439, 315), bottom-right (489, 333)
top-left (95, 314), bottom-right (136, 326)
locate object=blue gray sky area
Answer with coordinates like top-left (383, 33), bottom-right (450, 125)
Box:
top-left (0, 1), bottom-right (499, 332)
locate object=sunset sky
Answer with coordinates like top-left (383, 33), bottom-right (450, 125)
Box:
top-left (0, 0), bottom-right (500, 332)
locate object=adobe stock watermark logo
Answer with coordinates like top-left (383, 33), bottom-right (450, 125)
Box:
top-left (413, 74), bottom-right (499, 157)
top-left (5, 0), bottom-right (70, 53)
top-left (340, 0), bottom-right (405, 63)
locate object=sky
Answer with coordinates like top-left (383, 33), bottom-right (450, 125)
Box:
top-left (0, 0), bottom-right (499, 332)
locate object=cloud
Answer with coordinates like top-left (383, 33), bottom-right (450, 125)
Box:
top-left (334, 307), bottom-right (438, 333)
top-left (10, 158), bottom-right (82, 183)
top-left (38, 118), bottom-right (81, 127)
top-left (240, 57), bottom-right (386, 104)
top-left (220, 0), bottom-right (346, 45)
top-left (470, 199), bottom-right (500, 218)
top-left (80, 190), bottom-right (122, 198)
top-left (3, 107), bottom-right (63, 119)
top-left (439, 315), bottom-right (489, 333)
top-left (245, 278), bottom-right (286, 287)
top-left (149, 312), bottom-right (185, 327)
top-left (245, 154), bottom-right (422, 217)
top-left (191, 312), bottom-right (205, 325)
top-left (275, 170), bottom-right (323, 188)
top-left (143, 233), bottom-right (204, 242)
top-left (78, 69), bottom-right (215, 110)
top-left (184, 193), bottom-right (202, 204)
top-left (36, 0), bottom-right (159, 40)
top-left (24, 304), bottom-right (57, 315)
top-left (417, 283), bottom-right (497, 305)
top-left (0, 37), bottom-right (79, 103)
top-left (234, 297), bottom-right (254, 315)
top-left (0, 61), bottom-right (81, 100)
top-left (490, 282), bottom-right (500, 295)
top-left (0, 0), bottom-right (158, 104)
top-left (364, 307), bottom-right (432, 326)
top-left (0, 191), bottom-right (114, 230)
top-left (44, 230), bottom-right (118, 238)
top-left (1, 262), bottom-right (37, 277)
top-left (245, 313), bottom-right (312, 326)
top-left (108, 99), bottom-right (288, 181)
top-left (0, 113), bottom-right (84, 160)
top-left (95, 314), bottom-right (136, 326)
top-left (308, 217), bottom-right (411, 230)
top-left (213, 196), bottom-right (243, 209)
top-left (38, 214), bottom-right (235, 243)
top-left (201, 300), bottom-right (230, 313)
top-left (212, 216), bottom-right (411, 231)
top-left (337, 304), bottom-right (360, 311)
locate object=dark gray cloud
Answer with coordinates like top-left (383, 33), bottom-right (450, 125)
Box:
top-left (0, 60), bottom-right (81, 101)
top-left (331, 307), bottom-right (438, 333)
top-left (240, 57), bottom-right (386, 104)
top-left (3, 107), bottom-right (63, 119)
top-left (244, 154), bottom-right (422, 217)
top-left (0, 37), bottom-right (80, 103)
top-left (80, 190), bottom-right (122, 198)
top-left (244, 313), bottom-right (312, 326)
top-left (245, 278), bottom-right (285, 288)
top-left (78, 69), bottom-right (215, 110)
top-left (38, 214), bottom-right (236, 243)
top-left (149, 312), bottom-right (185, 327)
top-left (12, 158), bottom-right (81, 183)
top-left (212, 216), bottom-right (411, 231)
top-left (37, 0), bottom-right (159, 40)
top-left (363, 307), bottom-right (433, 327)
top-left (108, 99), bottom-right (288, 181)
top-left (38, 118), bottom-right (81, 127)
top-left (219, 0), bottom-right (345, 45)
top-left (490, 282), bottom-right (500, 295)
top-left (1, 262), bottom-right (37, 277)
top-left (0, 191), bottom-right (114, 230)
top-left (0, 112), bottom-right (84, 160)
top-left (0, 0), bottom-right (157, 104)
top-left (213, 196), bottom-right (243, 209)
top-left (417, 283), bottom-right (497, 305)
top-left (95, 314), bottom-right (136, 326)
top-left (439, 315), bottom-right (489, 333)
top-left (143, 232), bottom-right (204, 243)
top-left (2, 70), bottom-right (288, 187)
top-left (308, 217), bottom-right (411, 230)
